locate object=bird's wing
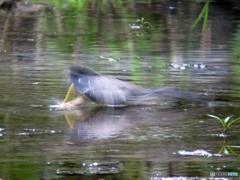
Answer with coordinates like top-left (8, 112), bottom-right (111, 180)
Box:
top-left (68, 65), bottom-right (143, 106)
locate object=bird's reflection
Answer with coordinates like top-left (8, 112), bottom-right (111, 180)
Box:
top-left (65, 106), bottom-right (140, 142)
top-left (63, 105), bottom-right (208, 143)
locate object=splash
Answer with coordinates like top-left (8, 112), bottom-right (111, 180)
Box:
top-left (49, 84), bottom-right (77, 110)
top-left (49, 99), bottom-right (65, 109)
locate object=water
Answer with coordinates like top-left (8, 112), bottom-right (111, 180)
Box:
top-left (0, 0), bottom-right (240, 179)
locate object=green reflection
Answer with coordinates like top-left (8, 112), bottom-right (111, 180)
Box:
top-left (0, 159), bottom-right (42, 180)
top-left (191, 1), bottom-right (209, 32)
top-left (231, 23), bottom-right (240, 97)
top-left (32, 0), bottom-right (132, 13)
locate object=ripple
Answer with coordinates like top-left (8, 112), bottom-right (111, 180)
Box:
top-left (55, 161), bottom-right (123, 175)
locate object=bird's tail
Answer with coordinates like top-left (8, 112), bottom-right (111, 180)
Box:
top-left (153, 87), bottom-right (210, 103)
top-left (126, 87), bottom-right (210, 105)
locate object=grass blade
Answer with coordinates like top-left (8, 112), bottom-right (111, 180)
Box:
top-left (191, 1), bottom-right (209, 31)
top-left (207, 114), bottom-right (225, 128)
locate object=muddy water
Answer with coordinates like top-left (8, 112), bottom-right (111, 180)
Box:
top-left (0, 0), bottom-right (240, 179)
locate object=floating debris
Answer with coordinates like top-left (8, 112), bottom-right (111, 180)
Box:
top-left (99, 55), bottom-right (119, 62)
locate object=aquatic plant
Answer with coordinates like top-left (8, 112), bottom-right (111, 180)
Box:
top-left (191, 1), bottom-right (209, 31)
top-left (31, 0), bottom-right (130, 12)
top-left (219, 143), bottom-right (240, 156)
top-left (136, 17), bottom-right (152, 29)
top-left (208, 114), bottom-right (240, 133)
top-left (208, 114), bottom-right (240, 156)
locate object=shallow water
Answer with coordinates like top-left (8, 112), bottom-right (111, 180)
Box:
top-left (0, 0), bottom-right (240, 179)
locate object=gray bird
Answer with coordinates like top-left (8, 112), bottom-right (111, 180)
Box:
top-left (62, 65), bottom-right (208, 108)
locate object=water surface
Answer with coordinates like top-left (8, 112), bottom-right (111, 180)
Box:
top-left (0, 0), bottom-right (240, 179)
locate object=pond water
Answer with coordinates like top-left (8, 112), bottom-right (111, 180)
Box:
top-left (0, 0), bottom-right (240, 179)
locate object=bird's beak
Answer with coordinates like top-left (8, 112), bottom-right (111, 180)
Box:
top-left (63, 83), bottom-right (75, 103)
top-left (57, 84), bottom-right (87, 110)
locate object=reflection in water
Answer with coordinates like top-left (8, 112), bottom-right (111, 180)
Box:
top-left (64, 105), bottom-right (208, 143)
top-left (52, 105), bottom-right (240, 178)
top-left (68, 107), bottom-right (132, 142)
top-left (66, 107), bottom-right (137, 142)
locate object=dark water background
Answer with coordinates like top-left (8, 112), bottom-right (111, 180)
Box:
top-left (0, 0), bottom-right (240, 179)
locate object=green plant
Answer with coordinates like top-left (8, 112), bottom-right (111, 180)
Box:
top-left (136, 17), bottom-right (152, 29)
top-left (219, 143), bottom-right (240, 155)
top-left (191, 1), bottom-right (209, 31)
top-left (208, 114), bottom-right (240, 133)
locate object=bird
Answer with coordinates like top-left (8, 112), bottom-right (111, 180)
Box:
top-left (61, 65), bottom-right (209, 109)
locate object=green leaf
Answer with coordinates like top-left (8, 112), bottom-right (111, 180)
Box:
top-left (208, 114), bottom-right (223, 123)
top-left (191, 1), bottom-right (209, 31)
top-left (202, 1), bottom-right (209, 31)
top-left (208, 114), bottom-right (220, 119)
top-left (223, 147), bottom-right (229, 154)
top-left (207, 114), bottom-right (225, 129)
top-left (227, 116), bottom-right (240, 128)
top-left (224, 116), bottom-right (231, 124)
top-left (219, 145), bottom-right (238, 155)
top-left (225, 145), bottom-right (238, 155)
top-left (136, 17), bottom-right (145, 24)
top-left (218, 146), bottom-right (225, 154)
